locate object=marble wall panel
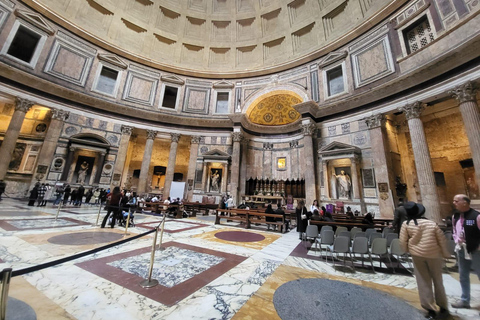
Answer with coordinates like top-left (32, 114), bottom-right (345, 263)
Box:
top-left (183, 86), bottom-right (210, 114)
top-left (122, 66), bottom-right (159, 106)
top-left (0, 0), bottom-right (13, 30)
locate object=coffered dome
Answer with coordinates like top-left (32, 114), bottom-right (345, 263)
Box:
top-left (27, 0), bottom-right (406, 78)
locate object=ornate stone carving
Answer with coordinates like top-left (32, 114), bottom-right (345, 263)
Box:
top-left (231, 132), bottom-right (243, 142)
top-left (170, 133), bottom-right (181, 143)
top-left (398, 101), bottom-right (425, 120)
top-left (449, 81), bottom-right (478, 104)
top-left (146, 130), bottom-right (157, 140)
top-left (51, 109), bottom-right (70, 121)
top-left (191, 135), bottom-right (202, 144)
top-left (121, 125), bottom-right (133, 136)
top-left (263, 142), bottom-right (273, 150)
top-left (289, 140), bottom-right (299, 149)
top-left (69, 146), bottom-right (76, 152)
top-left (363, 114), bottom-right (385, 129)
top-left (301, 123), bottom-right (316, 136)
top-left (14, 97), bottom-right (34, 112)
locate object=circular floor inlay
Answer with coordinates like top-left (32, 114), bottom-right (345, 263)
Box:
top-left (273, 279), bottom-right (425, 320)
top-left (7, 297), bottom-right (36, 320)
top-left (214, 231), bottom-right (265, 242)
top-left (47, 231), bottom-right (124, 245)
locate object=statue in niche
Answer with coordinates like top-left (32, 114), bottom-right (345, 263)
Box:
top-left (333, 170), bottom-right (352, 199)
top-left (76, 161), bottom-right (89, 184)
top-left (210, 170), bottom-right (220, 192)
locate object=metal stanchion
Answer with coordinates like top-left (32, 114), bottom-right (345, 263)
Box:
top-left (1, 268), bottom-right (12, 320)
top-left (96, 204), bottom-right (103, 226)
top-left (157, 214), bottom-right (167, 251)
top-left (139, 226), bottom-right (160, 288)
top-left (55, 201), bottom-right (62, 221)
top-left (124, 210), bottom-right (131, 236)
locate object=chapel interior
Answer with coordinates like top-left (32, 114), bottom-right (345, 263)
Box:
top-left (0, 0), bottom-right (480, 319)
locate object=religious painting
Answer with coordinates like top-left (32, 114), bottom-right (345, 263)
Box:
top-left (361, 168), bottom-right (376, 188)
top-left (73, 156), bottom-right (95, 185)
top-left (464, 167), bottom-right (480, 200)
top-left (210, 168), bottom-right (222, 192)
top-left (277, 157), bottom-right (286, 171)
top-left (8, 143), bottom-right (26, 171)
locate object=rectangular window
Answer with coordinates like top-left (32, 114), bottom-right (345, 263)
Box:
top-left (326, 66), bottom-right (344, 96)
top-left (215, 92), bottom-right (229, 113)
top-left (7, 25), bottom-right (41, 63)
top-left (403, 16), bottom-right (435, 55)
top-left (162, 86), bottom-right (178, 109)
top-left (95, 66), bottom-right (119, 96)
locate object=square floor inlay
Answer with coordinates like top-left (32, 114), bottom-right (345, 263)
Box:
top-left (0, 217), bottom-right (90, 231)
top-left (135, 220), bottom-right (208, 233)
top-left (76, 241), bottom-right (247, 306)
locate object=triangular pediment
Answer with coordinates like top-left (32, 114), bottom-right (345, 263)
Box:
top-left (161, 74), bottom-right (185, 85)
top-left (318, 50), bottom-right (347, 68)
top-left (14, 10), bottom-right (55, 35)
top-left (213, 80), bottom-right (234, 89)
top-left (203, 148), bottom-right (229, 157)
top-left (98, 53), bottom-right (128, 69)
top-left (319, 141), bottom-right (360, 159)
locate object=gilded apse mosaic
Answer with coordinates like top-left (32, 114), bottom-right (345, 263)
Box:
top-left (247, 93), bottom-right (302, 126)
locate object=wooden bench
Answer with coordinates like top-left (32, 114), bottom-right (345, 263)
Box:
top-left (215, 209), bottom-right (250, 228)
top-left (247, 212), bottom-right (287, 233)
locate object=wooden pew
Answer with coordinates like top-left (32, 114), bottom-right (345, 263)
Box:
top-left (247, 212), bottom-right (287, 233)
top-left (215, 208), bottom-right (250, 228)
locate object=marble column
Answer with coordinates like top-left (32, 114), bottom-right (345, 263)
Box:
top-left (399, 102), bottom-right (441, 223)
top-left (61, 146), bottom-right (76, 181)
top-left (350, 155), bottom-right (361, 200)
top-left (450, 81), bottom-right (480, 188)
top-left (202, 162), bottom-right (208, 192)
top-left (263, 142), bottom-right (273, 179)
top-left (364, 114), bottom-right (395, 218)
top-left (186, 135), bottom-right (201, 201)
top-left (30, 109), bottom-right (69, 185)
top-left (230, 131), bottom-right (243, 203)
top-left (112, 125), bottom-right (133, 187)
top-left (94, 152), bottom-right (106, 184)
top-left (239, 138), bottom-right (249, 197)
top-left (0, 98), bottom-right (34, 179)
top-left (322, 160), bottom-right (330, 199)
top-left (301, 121), bottom-right (317, 206)
top-left (163, 133), bottom-right (181, 199)
top-left (137, 130), bottom-right (157, 195)
top-left (221, 163), bottom-right (229, 194)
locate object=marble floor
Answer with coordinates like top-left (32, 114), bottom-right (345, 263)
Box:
top-left (1, 198), bottom-right (479, 319)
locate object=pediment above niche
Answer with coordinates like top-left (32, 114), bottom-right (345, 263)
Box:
top-left (97, 53), bottom-right (128, 69)
top-left (213, 80), bottom-right (234, 89)
top-left (161, 74), bottom-right (185, 85)
top-left (319, 141), bottom-right (360, 159)
top-left (201, 148), bottom-right (230, 161)
top-left (318, 50), bottom-right (348, 68)
top-left (14, 9), bottom-right (54, 35)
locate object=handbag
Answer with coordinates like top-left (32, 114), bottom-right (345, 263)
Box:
top-left (301, 208), bottom-right (307, 220)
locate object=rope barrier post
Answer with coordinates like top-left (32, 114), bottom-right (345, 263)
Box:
top-left (157, 214), bottom-right (167, 251)
top-left (95, 204), bottom-right (103, 226)
top-left (1, 268), bottom-right (12, 320)
top-left (124, 210), bottom-right (131, 237)
top-left (55, 201), bottom-right (62, 221)
top-left (139, 227), bottom-right (159, 288)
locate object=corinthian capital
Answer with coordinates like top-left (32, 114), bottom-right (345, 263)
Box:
top-left (146, 130), bottom-right (157, 140)
top-left (449, 81), bottom-right (478, 104)
top-left (170, 133), bottom-right (181, 143)
top-left (14, 97), bottom-right (34, 112)
top-left (51, 109), bottom-right (70, 121)
top-left (363, 114), bottom-right (385, 129)
top-left (121, 125), bottom-right (133, 136)
top-left (231, 132), bottom-right (243, 142)
top-left (191, 135), bottom-right (202, 144)
top-left (398, 101), bottom-right (426, 120)
top-left (301, 123), bottom-right (316, 136)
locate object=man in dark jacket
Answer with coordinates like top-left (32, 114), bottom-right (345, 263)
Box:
top-left (451, 194), bottom-right (480, 309)
top-left (392, 202), bottom-right (407, 234)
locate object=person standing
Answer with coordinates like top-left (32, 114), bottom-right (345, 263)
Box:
top-left (28, 183), bottom-right (39, 206)
top-left (101, 186), bottom-right (122, 228)
top-left (63, 184), bottom-right (71, 205)
top-left (392, 202), bottom-right (407, 235)
top-left (36, 183), bottom-right (47, 207)
top-left (0, 179), bottom-right (6, 201)
top-left (296, 200), bottom-right (308, 240)
top-left (77, 184), bottom-right (85, 206)
top-left (451, 194), bottom-right (480, 309)
top-left (399, 202), bottom-right (450, 319)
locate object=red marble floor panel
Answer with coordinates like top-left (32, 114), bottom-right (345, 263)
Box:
top-left (0, 217), bottom-right (91, 231)
top-left (76, 241), bottom-right (247, 306)
top-left (135, 220), bottom-right (209, 233)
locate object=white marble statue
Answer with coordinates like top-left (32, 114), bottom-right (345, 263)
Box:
top-left (333, 170), bottom-right (351, 199)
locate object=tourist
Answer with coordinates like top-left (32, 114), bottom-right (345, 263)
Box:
top-left (392, 202), bottom-right (407, 234)
top-left (296, 200), bottom-right (308, 240)
top-left (28, 183), bottom-right (39, 206)
top-left (101, 186), bottom-right (122, 228)
top-left (265, 204), bottom-right (276, 230)
top-left (0, 179), bottom-right (5, 201)
top-left (310, 199), bottom-right (319, 213)
top-left (450, 194), bottom-right (480, 310)
top-left (399, 202), bottom-right (450, 319)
